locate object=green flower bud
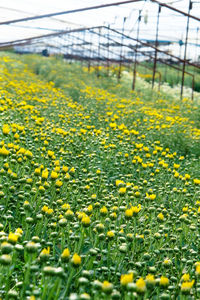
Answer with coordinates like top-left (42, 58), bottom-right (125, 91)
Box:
top-left (0, 254), bottom-right (12, 265)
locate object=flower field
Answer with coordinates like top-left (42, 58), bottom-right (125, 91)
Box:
top-left (0, 53), bottom-right (200, 300)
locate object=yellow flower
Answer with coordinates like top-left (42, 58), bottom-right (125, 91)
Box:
top-left (159, 276), bottom-right (169, 287)
top-left (184, 174), bottom-right (191, 180)
top-left (145, 274), bottom-right (155, 287)
top-left (62, 165), bottom-right (69, 172)
top-left (146, 193), bottom-right (156, 200)
top-left (112, 206), bottom-right (118, 212)
top-left (110, 212), bottom-right (117, 219)
top-left (61, 203), bottom-right (70, 210)
top-left (125, 208), bottom-right (133, 218)
top-left (181, 280), bottom-right (195, 293)
top-left (194, 179), bottom-right (200, 185)
top-left (54, 160), bottom-right (60, 166)
top-left (109, 122), bottom-right (117, 128)
top-left (27, 178), bottom-right (33, 183)
top-left (136, 277), bottom-right (146, 293)
top-left (8, 232), bottom-right (19, 244)
top-left (127, 233), bottom-right (133, 241)
top-left (69, 167), bottom-right (75, 174)
top-left (115, 180), bottom-right (124, 186)
top-left (81, 215), bottom-right (91, 226)
top-left (71, 253), bottom-right (81, 266)
top-left (51, 171), bottom-right (58, 179)
top-left (2, 124), bottom-right (10, 135)
top-left (120, 273), bottom-right (133, 286)
top-left (25, 150), bottom-right (33, 158)
top-left (64, 173), bottom-right (70, 180)
top-left (0, 147), bottom-right (10, 156)
top-left (173, 163), bottom-right (180, 169)
top-left (102, 281), bottom-right (113, 294)
top-left (47, 150), bottom-right (54, 157)
top-left (119, 187), bottom-right (126, 195)
top-left (55, 180), bottom-right (63, 187)
top-left (61, 248), bottom-right (70, 261)
top-left (132, 205), bottom-right (141, 215)
top-left (42, 169), bottom-right (48, 179)
top-left (40, 247), bottom-right (50, 259)
top-left (39, 186), bottom-right (45, 192)
top-left (100, 206), bottom-right (108, 215)
top-left (77, 212), bottom-right (86, 220)
top-left (174, 172), bottom-right (179, 178)
top-left (157, 213), bottom-right (164, 221)
top-left (54, 166), bottom-right (60, 172)
top-left (47, 208), bottom-right (53, 215)
top-left (182, 206), bottom-right (188, 212)
top-left (14, 133), bottom-right (19, 139)
top-left (196, 265), bottom-right (200, 276)
top-left (34, 168), bottom-right (41, 175)
top-left (87, 205), bottom-right (93, 212)
top-left (15, 228), bottom-right (23, 236)
top-left (65, 209), bottom-right (74, 219)
top-left (181, 273), bottom-right (190, 282)
top-left (107, 231), bottom-right (115, 239)
top-left (163, 259), bottom-right (172, 266)
top-left (42, 205), bottom-right (48, 213)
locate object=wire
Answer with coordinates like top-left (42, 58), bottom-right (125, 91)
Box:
top-left (9, 24), bottom-right (62, 32)
top-left (166, 0), bottom-right (184, 4)
top-left (128, 0), bottom-right (147, 35)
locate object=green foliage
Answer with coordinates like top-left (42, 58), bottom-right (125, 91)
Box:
top-left (0, 51), bottom-right (199, 299)
top-left (137, 62), bottom-right (200, 92)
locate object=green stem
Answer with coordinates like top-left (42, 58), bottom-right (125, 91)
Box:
top-left (62, 269), bottom-right (75, 298)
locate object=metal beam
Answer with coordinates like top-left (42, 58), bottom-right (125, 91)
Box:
top-left (0, 0), bottom-right (142, 26)
top-left (2, 24), bottom-right (200, 71)
top-left (180, 0), bottom-right (192, 99)
top-left (150, 0), bottom-right (200, 22)
top-left (0, 26), bottom-right (101, 47)
top-left (90, 27), bottom-right (195, 98)
top-left (106, 26), bottom-right (200, 69)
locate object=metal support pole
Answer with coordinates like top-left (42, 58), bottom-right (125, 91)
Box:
top-left (195, 27), bottom-right (199, 63)
top-left (70, 33), bottom-right (73, 62)
top-left (132, 10), bottom-right (141, 90)
top-left (80, 32), bottom-right (83, 66)
top-left (82, 30), bottom-right (86, 64)
top-left (179, 39), bottom-right (183, 59)
top-left (73, 33), bottom-right (76, 63)
top-left (97, 28), bottom-right (101, 77)
top-left (107, 25), bottom-right (110, 76)
top-left (180, 0), bottom-right (192, 100)
top-left (88, 31), bottom-right (93, 72)
top-left (118, 17), bottom-right (126, 82)
top-left (191, 75), bottom-right (194, 100)
top-left (177, 39), bottom-right (183, 82)
top-left (152, 5), bottom-right (161, 89)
